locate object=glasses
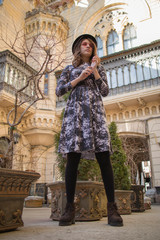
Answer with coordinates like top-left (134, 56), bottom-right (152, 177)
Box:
top-left (81, 42), bottom-right (93, 48)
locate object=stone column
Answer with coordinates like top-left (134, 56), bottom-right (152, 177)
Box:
top-left (147, 118), bottom-right (160, 188)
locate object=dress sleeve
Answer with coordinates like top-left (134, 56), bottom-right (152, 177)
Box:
top-left (56, 65), bottom-right (73, 97)
top-left (96, 64), bottom-right (109, 97)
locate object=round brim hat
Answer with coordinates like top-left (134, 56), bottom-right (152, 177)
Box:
top-left (72, 34), bottom-right (97, 54)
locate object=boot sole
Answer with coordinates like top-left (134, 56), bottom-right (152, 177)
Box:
top-left (108, 221), bottom-right (123, 227)
top-left (59, 220), bottom-right (75, 226)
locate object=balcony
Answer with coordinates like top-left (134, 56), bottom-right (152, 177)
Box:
top-left (0, 50), bottom-right (36, 113)
top-left (101, 40), bottom-right (160, 110)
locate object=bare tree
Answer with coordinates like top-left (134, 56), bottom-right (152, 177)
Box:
top-left (0, 22), bottom-right (71, 168)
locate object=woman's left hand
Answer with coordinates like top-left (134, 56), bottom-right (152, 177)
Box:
top-left (91, 55), bottom-right (99, 69)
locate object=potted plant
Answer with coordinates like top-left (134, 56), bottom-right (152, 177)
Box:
top-left (108, 121), bottom-right (132, 214)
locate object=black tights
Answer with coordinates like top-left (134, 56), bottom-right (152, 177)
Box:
top-left (65, 151), bottom-right (115, 204)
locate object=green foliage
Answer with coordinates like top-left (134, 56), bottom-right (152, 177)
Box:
top-left (109, 122), bottom-right (131, 190)
top-left (62, 91), bottom-right (71, 102)
top-left (77, 158), bottom-right (101, 181)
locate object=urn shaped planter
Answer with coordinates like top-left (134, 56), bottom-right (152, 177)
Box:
top-left (47, 181), bottom-right (107, 221)
top-left (115, 190), bottom-right (133, 215)
top-left (131, 185), bottom-right (145, 212)
top-left (0, 169), bottom-right (40, 232)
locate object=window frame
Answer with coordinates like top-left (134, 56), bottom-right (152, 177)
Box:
top-left (44, 72), bottom-right (49, 96)
top-left (106, 29), bottom-right (119, 55)
top-left (123, 24), bottom-right (137, 50)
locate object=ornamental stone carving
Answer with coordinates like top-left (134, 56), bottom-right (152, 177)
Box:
top-left (47, 181), bottom-right (107, 221)
top-left (0, 169), bottom-right (40, 232)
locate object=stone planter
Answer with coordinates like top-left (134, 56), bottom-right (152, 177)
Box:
top-left (131, 185), bottom-right (145, 212)
top-left (25, 196), bottom-right (44, 208)
top-left (0, 169), bottom-right (40, 232)
top-left (47, 181), bottom-right (107, 221)
top-left (144, 196), bottom-right (151, 210)
top-left (115, 190), bottom-right (133, 215)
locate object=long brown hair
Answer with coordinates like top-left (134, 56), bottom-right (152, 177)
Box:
top-left (72, 38), bottom-right (100, 68)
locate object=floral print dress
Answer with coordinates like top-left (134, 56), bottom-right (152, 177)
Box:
top-left (56, 63), bottom-right (111, 159)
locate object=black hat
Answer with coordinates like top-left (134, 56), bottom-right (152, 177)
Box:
top-left (72, 34), bottom-right (97, 54)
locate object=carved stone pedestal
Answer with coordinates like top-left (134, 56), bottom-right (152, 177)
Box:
top-left (47, 181), bottom-right (107, 221)
top-left (115, 190), bottom-right (133, 215)
top-left (0, 169), bottom-right (40, 232)
top-left (131, 185), bottom-right (145, 212)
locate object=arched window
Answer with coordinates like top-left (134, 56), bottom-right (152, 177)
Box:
top-left (44, 73), bottom-right (49, 96)
top-left (95, 36), bottom-right (103, 57)
top-left (123, 24), bottom-right (137, 50)
top-left (107, 30), bottom-right (119, 55)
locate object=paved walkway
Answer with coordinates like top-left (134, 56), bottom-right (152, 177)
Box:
top-left (0, 205), bottom-right (160, 240)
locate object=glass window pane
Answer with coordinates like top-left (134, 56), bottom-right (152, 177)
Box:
top-left (124, 28), bottom-right (130, 40)
top-left (123, 24), bottom-right (137, 50)
top-left (117, 68), bottom-right (123, 86)
top-left (98, 49), bottom-right (103, 57)
top-left (108, 33), bottom-right (113, 45)
top-left (130, 64), bottom-right (137, 83)
top-left (150, 58), bottom-right (158, 78)
top-left (130, 25), bottom-right (137, 38)
top-left (144, 60), bottom-right (151, 80)
top-left (137, 63), bottom-right (143, 82)
top-left (115, 42), bottom-right (119, 52)
top-left (124, 40), bottom-right (130, 50)
top-left (113, 31), bottom-right (119, 44)
top-left (44, 83), bottom-right (48, 95)
top-left (44, 73), bottom-right (49, 95)
top-left (107, 45), bottom-right (114, 55)
top-left (96, 36), bottom-right (103, 57)
top-left (111, 69), bottom-right (117, 88)
top-left (107, 30), bottom-right (119, 54)
top-left (107, 71), bottom-right (111, 88)
top-left (124, 66), bottom-right (130, 85)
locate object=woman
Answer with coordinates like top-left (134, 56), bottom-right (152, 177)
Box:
top-left (56, 34), bottom-right (123, 227)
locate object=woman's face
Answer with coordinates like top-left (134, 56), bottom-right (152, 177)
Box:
top-left (80, 39), bottom-right (93, 59)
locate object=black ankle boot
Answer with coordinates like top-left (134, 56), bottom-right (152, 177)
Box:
top-left (107, 202), bottom-right (123, 226)
top-left (59, 203), bottom-right (75, 226)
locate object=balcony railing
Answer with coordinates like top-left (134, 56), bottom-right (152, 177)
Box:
top-left (101, 40), bottom-right (160, 96)
top-left (0, 50), bottom-right (37, 102)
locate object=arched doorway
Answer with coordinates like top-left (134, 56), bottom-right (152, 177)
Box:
top-left (120, 135), bottom-right (151, 189)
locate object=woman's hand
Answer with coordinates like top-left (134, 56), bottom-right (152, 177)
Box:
top-left (91, 55), bottom-right (99, 69)
top-left (79, 66), bottom-right (93, 81)
top-left (91, 55), bottom-right (101, 80)
top-left (70, 66), bottom-right (93, 88)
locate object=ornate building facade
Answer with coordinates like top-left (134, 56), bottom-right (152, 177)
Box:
top-left (0, 0), bottom-right (160, 199)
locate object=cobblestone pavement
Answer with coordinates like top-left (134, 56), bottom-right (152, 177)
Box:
top-left (0, 205), bottom-right (160, 240)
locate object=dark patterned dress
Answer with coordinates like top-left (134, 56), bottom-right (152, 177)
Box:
top-left (56, 63), bottom-right (111, 159)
